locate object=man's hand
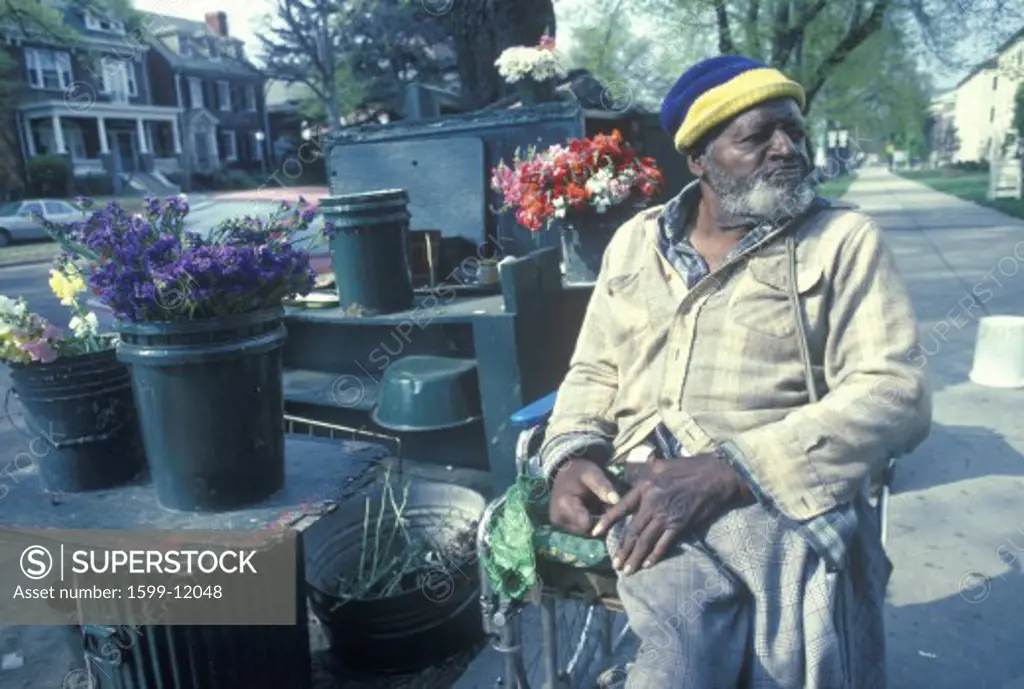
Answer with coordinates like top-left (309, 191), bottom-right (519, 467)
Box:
top-left (591, 451), bottom-right (752, 574)
top-left (548, 458), bottom-right (622, 536)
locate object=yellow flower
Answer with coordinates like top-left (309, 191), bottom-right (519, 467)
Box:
top-left (49, 268), bottom-right (85, 306)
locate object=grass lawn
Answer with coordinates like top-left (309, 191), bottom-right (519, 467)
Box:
top-left (897, 169), bottom-right (1024, 221)
top-left (818, 173), bottom-right (857, 200)
top-left (75, 195), bottom-right (146, 213)
top-left (0, 240), bottom-right (60, 267)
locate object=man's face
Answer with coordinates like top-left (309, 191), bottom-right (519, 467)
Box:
top-left (694, 98), bottom-right (816, 222)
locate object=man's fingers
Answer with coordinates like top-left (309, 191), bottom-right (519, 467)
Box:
top-left (622, 521), bottom-right (665, 575)
top-left (578, 465), bottom-right (621, 506)
top-left (591, 488), bottom-right (641, 537)
top-left (641, 529), bottom-right (681, 571)
top-left (611, 508), bottom-right (651, 571)
top-left (550, 494), bottom-right (596, 536)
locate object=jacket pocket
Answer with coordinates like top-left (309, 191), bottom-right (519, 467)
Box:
top-left (727, 254), bottom-right (824, 338)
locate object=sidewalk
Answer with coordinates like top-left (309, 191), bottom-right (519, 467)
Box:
top-left (846, 167), bottom-right (1024, 689)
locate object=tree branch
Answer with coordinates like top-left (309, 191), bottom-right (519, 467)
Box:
top-left (803, 0), bottom-right (889, 107)
top-left (712, 0), bottom-right (736, 54)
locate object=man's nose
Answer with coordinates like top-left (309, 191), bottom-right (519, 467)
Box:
top-left (768, 130), bottom-right (800, 158)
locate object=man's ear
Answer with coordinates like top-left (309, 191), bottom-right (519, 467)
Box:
top-left (686, 149), bottom-right (706, 178)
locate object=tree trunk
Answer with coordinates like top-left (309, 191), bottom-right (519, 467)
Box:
top-left (451, 0), bottom-right (556, 111)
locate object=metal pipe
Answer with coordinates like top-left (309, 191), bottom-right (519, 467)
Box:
top-left (540, 596), bottom-right (558, 689)
top-left (282, 414), bottom-right (401, 457)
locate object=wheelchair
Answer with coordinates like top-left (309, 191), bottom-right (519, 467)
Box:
top-left (476, 392), bottom-right (896, 689)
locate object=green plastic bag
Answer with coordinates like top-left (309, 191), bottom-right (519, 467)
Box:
top-left (481, 467), bottom-right (624, 602)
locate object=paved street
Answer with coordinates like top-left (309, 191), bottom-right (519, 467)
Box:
top-left (2, 167), bottom-right (1024, 687)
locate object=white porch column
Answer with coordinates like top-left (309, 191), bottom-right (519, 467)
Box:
top-left (98, 117), bottom-right (109, 154)
top-left (208, 129), bottom-right (218, 167)
top-left (51, 113), bottom-right (66, 154)
top-left (170, 117), bottom-right (182, 154)
top-left (23, 116), bottom-right (37, 157)
top-left (136, 118), bottom-right (149, 153)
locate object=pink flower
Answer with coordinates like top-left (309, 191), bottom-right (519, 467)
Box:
top-left (20, 338), bottom-right (58, 363)
top-left (42, 324), bottom-right (63, 341)
top-left (538, 33), bottom-right (556, 51)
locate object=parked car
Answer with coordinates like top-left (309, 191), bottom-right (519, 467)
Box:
top-left (0, 199), bottom-right (82, 247)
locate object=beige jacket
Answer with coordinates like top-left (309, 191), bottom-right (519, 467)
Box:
top-left (541, 200), bottom-right (932, 523)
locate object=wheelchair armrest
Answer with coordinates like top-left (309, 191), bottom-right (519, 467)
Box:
top-left (509, 391), bottom-right (557, 430)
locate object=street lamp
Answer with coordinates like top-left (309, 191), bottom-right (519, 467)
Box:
top-left (254, 130), bottom-right (266, 177)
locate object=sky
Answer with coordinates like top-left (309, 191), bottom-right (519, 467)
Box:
top-left (133, 0), bottom-right (271, 58)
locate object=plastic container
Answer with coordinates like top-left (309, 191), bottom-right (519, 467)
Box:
top-left (319, 189), bottom-right (415, 315)
top-left (969, 315), bottom-right (1024, 388)
top-left (114, 307), bottom-right (287, 511)
top-left (7, 347), bottom-right (145, 493)
top-left (370, 356), bottom-right (482, 432)
top-left (555, 201), bottom-right (646, 285)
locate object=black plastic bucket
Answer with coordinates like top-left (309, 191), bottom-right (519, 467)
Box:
top-left (305, 481), bottom-right (485, 674)
top-left (114, 307), bottom-right (287, 511)
top-left (557, 201), bottom-right (647, 285)
top-left (320, 189), bottom-right (415, 315)
top-left (7, 347), bottom-right (146, 493)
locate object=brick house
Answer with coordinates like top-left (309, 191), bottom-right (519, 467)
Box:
top-left (143, 11), bottom-right (269, 178)
top-left (5, 4), bottom-right (183, 193)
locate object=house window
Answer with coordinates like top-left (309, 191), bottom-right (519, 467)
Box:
top-left (189, 77), bottom-right (204, 108)
top-left (85, 12), bottom-right (125, 34)
top-left (210, 41), bottom-right (221, 60)
top-left (217, 81), bottom-right (231, 111)
top-left (25, 48), bottom-right (72, 90)
top-left (180, 39), bottom-right (192, 57)
top-left (100, 57), bottom-right (137, 102)
top-left (993, 75), bottom-right (999, 90)
top-left (245, 85), bottom-right (256, 112)
top-left (991, 106), bottom-right (996, 123)
top-left (252, 132), bottom-right (263, 160)
top-left (220, 131), bottom-right (237, 161)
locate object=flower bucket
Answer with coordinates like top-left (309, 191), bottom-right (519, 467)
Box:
top-left (554, 201), bottom-right (646, 286)
top-left (320, 189), bottom-right (415, 316)
top-left (114, 307), bottom-right (287, 511)
top-left (515, 78), bottom-right (558, 104)
top-left (6, 347), bottom-right (146, 493)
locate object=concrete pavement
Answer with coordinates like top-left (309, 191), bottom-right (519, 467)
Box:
top-left (850, 168), bottom-right (1024, 689)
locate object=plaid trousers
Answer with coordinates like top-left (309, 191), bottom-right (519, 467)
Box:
top-left (608, 493), bottom-right (891, 689)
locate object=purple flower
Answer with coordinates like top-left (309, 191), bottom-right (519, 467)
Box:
top-left (20, 339), bottom-right (58, 363)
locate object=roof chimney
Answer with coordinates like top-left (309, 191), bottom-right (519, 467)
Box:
top-left (205, 11), bottom-right (228, 37)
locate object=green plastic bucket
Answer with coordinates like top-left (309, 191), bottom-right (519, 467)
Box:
top-left (114, 307), bottom-right (286, 511)
top-left (320, 189), bottom-right (415, 315)
top-left (7, 347), bottom-right (146, 493)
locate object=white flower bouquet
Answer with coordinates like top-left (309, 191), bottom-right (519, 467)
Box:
top-left (495, 34), bottom-right (567, 84)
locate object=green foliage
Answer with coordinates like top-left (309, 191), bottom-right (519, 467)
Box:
top-left (813, 25), bottom-right (933, 159)
top-left (27, 155), bottom-right (72, 197)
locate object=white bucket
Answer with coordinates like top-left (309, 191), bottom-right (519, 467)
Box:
top-left (968, 315), bottom-right (1024, 388)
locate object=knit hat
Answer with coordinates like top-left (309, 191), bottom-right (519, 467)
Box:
top-left (660, 55), bottom-right (806, 153)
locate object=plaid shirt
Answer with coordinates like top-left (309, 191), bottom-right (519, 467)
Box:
top-left (541, 181), bottom-right (931, 571)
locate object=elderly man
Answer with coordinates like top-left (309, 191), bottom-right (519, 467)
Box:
top-left (541, 55), bottom-right (931, 688)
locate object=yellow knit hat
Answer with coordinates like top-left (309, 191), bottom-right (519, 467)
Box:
top-left (661, 57), bottom-right (806, 153)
